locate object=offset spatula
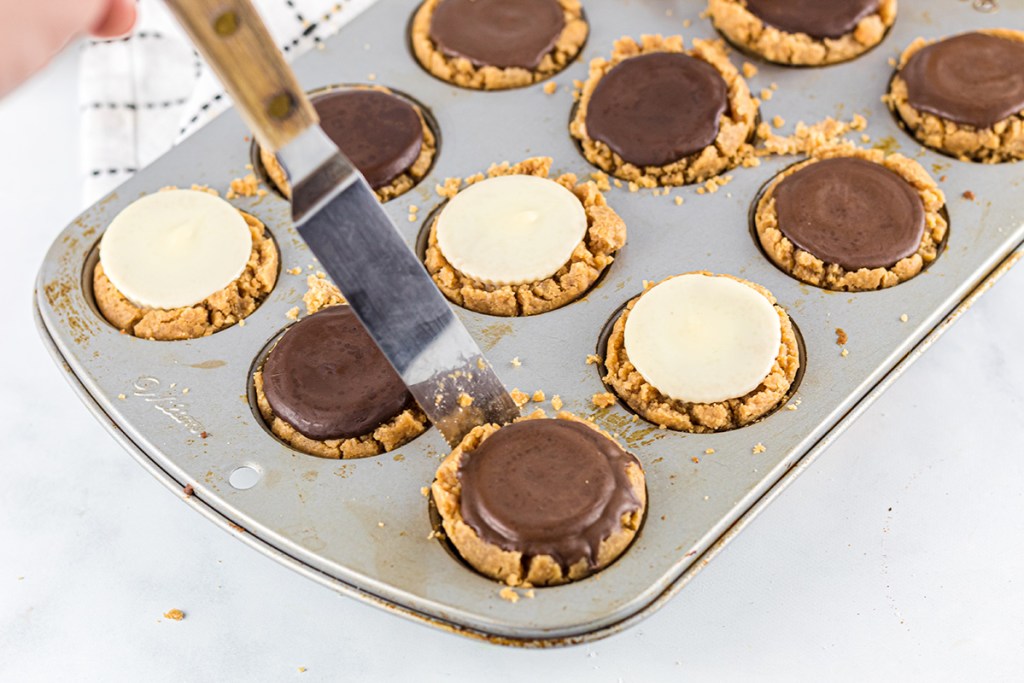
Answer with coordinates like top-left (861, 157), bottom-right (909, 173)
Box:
top-left (165, 0), bottom-right (519, 447)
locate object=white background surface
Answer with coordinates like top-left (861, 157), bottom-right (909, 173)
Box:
top-left (2, 49), bottom-right (1023, 682)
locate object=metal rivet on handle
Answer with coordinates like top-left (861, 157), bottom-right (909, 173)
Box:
top-left (214, 11), bottom-right (240, 36)
top-left (267, 92), bottom-right (296, 120)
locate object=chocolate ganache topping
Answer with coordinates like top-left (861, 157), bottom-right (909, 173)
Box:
top-left (458, 419), bottom-right (642, 571)
top-left (901, 32), bottom-right (1024, 129)
top-left (585, 52), bottom-right (729, 167)
top-left (262, 306), bottom-right (413, 441)
top-left (428, 0), bottom-right (566, 70)
top-left (774, 157), bottom-right (926, 271)
top-left (743, 0), bottom-right (880, 41)
top-left (313, 89), bottom-right (423, 189)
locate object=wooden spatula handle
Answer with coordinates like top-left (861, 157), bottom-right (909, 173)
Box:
top-left (164, 0), bottom-right (319, 151)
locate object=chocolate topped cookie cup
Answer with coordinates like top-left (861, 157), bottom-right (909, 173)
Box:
top-left (93, 187), bottom-right (278, 341)
top-left (603, 273), bottom-right (800, 433)
top-left (886, 30), bottom-right (1024, 163)
top-left (431, 411), bottom-right (646, 587)
top-left (755, 147), bottom-right (948, 291)
top-left (570, 35), bottom-right (758, 187)
top-left (258, 85), bottom-right (436, 202)
top-left (424, 157), bottom-right (626, 317)
top-left (708, 0), bottom-right (896, 66)
top-left (411, 0), bottom-right (588, 90)
top-left (253, 277), bottom-right (427, 459)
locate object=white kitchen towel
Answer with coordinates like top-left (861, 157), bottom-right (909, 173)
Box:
top-left (79, 0), bottom-right (375, 206)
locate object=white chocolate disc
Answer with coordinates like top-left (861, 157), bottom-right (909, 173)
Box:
top-left (623, 274), bottom-right (782, 404)
top-left (99, 190), bottom-right (252, 309)
top-left (435, 175), bottom-right (588, 285)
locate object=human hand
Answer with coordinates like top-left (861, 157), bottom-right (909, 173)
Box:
top-left (0, 0), bottom-right (137, 97)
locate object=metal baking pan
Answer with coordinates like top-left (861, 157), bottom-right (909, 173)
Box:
top-left (34, 0), bottom-right (1024, 646)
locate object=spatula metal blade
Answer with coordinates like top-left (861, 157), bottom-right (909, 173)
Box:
top-left (279, 127), bottom-right (520, 447)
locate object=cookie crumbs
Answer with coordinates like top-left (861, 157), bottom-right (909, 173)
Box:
top-left (835, 328), bottom-right (848, 346)
top-left (760, 88), bottom-right (773, 101)
top-left (543, 81), bottom-right (558, 95)
top-left (225, 173), bottom-right (262, 199)
top-left (841, 348), bottom-right (850, 358)
top-left (238, 319), bottom-right (245, 327)
top-left (298, 667), bottom-right (307, 673)
top-left (585, 354), bottom-right (601, 365)
top-left (117, 393), bottom-right (126, 400)
top-left (510, 389), bottom-right (530, 407)
top-left (458, 393), bottom-right (474, 407)
top-left (591, 392), bottom-right (617, 408)
top-left (525, 589), bottom-right (535, 599)
top-left (900, 313), bottom-right (909, 323)
top-left (861, 134), bottom-right (871, 143)
top-left (772, 115), bottom-right (785, 129)
top-left (435, 177), bottom-right (462, 199)
top-left (705, 448), bottom-right (715, 455)
top-left (963, 190), bottom-right (975, 200)
top-left (499, 587), bottom-right (520, 603)
top-left (510, 356), bottom-right (522, 367)
top-left (286, 267), bottom-right (301, 275)
top-left (589, 171), bottom-right (611, 191)
top-left (377, 522), bottom-right (385, 528)
top-left (742, 62), bottom-right (758, 78)
top-left (532, 390), bottom-right (546, 403)
top-left (682, 18), bottom-right (692, 28)
top-left (756, 115), bottom-right (868, 157)
top-left (286, 307), bottom-right (300, 321)
top-left (163, 609), bottom-right (185, 621)
top-left (674, 196), bottom-right (684, 206)
top-left (752, 443), bottom-right (766, 454)
top-left (367, 73), bottom-right (376, 81)
top-left (627, 181), bottom-right (639, 193)
top-left (613, 178), bottom-right (623, 188)
top-left (551, 395), bottom-right (563, 411)
top-left (407, 213), bottom-right (417, 222)
top-left (691, 456), bottom-right (700, 464)
top-left (786, 404), bottom-right (798, 411)
top-left (420, 486), bottom-right (430, 497)
top-left (182, 388), bottom-right (190, 395)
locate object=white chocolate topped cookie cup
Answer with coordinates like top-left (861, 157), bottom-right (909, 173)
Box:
top-left (435, 175), bottom-right (588, 286)
top-left (623, 273), bottom-right (782, 404)
top-left (99, 190), bottom-right (252, 310)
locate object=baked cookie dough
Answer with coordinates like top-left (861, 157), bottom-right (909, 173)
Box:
top-left (254, 278), bottom-right (427, 459)
top-left (411, 0), bottom-right (588, 90)
top-left (708, 0), bottom-right (896, 66)
top-left (886, 30), bottom-right (1024, 163)
top-left (424, 157), bottom-right (627, 316)
top-left (260, 86), bottom-right (436, 202)
top-left (604, 273), bottom-right (800, 433)
top-left (755, 147), bottom-right (948, 291)
top-left (431, 411), bottom-right (646, 586)
top-left (93, 188), bottom-right (278, 341)
top-left (570, 35), bottom-right (758, 187)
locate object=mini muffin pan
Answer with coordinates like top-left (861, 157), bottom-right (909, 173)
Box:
top-left (34, 0), bottom-right (1024, 646)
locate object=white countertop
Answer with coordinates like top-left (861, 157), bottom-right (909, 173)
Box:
top-left (2, 50), bottom-right (1022, 682)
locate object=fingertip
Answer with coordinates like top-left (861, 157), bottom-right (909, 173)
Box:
top-left (92, 0), bottom-right (137, 39)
